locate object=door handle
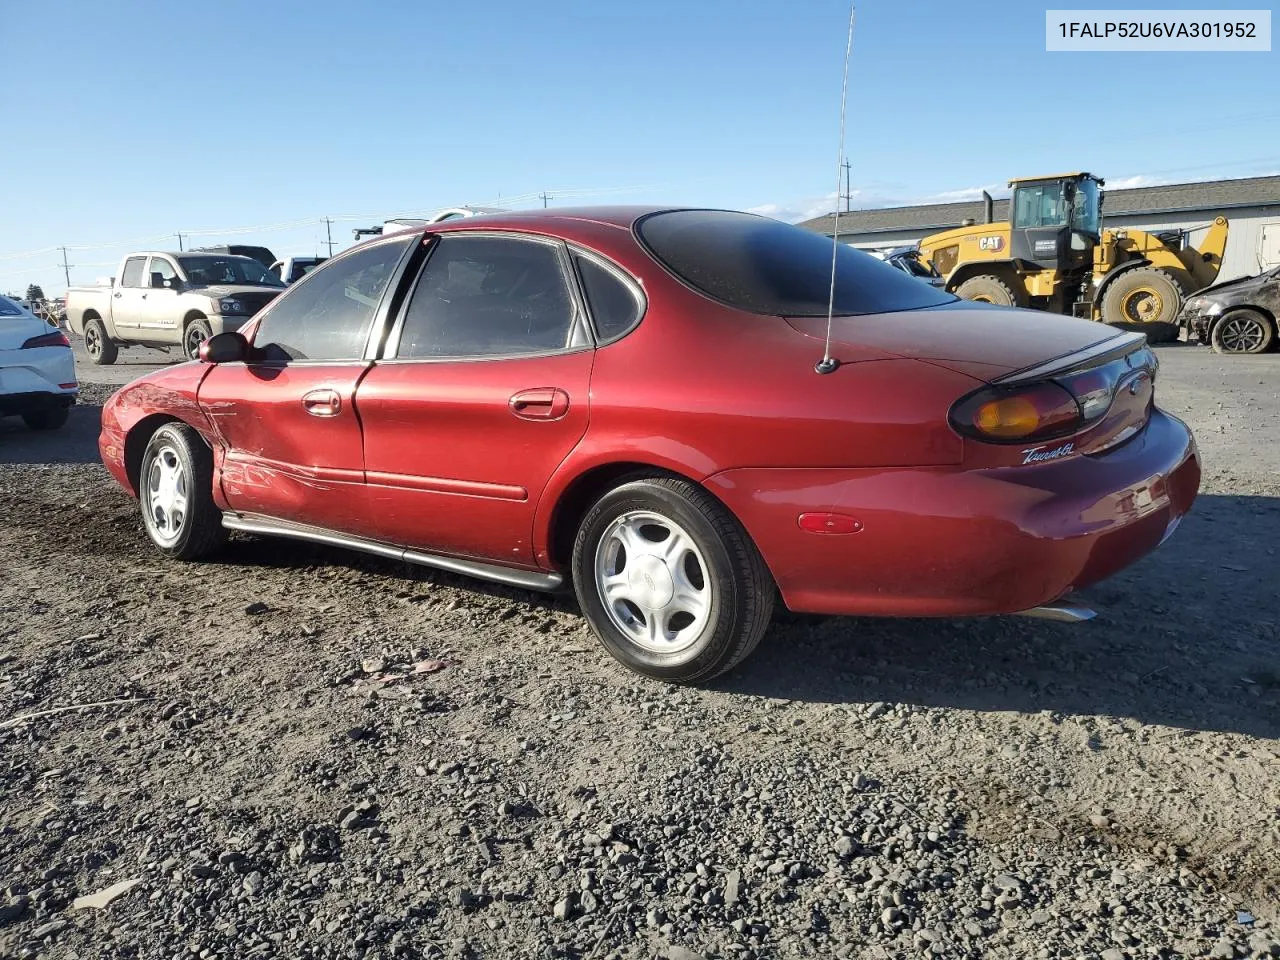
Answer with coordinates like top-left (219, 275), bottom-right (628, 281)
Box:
top-left (113, 292), bottom-right (122, 298)
top-left (302, 388), bottom-right (342, 417)
top-left (509, 387), bottom-right (570, 421)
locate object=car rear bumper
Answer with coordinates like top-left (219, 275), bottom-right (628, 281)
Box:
top-left (704, 408), bottom-right (1200, 618)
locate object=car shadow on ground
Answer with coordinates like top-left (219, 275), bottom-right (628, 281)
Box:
top-left (214, 492), bottom-right (1280, 741)
top-left (723, 492), bottom-right (1280, 741)
top-left (0, 403), bottom-right (103, 465)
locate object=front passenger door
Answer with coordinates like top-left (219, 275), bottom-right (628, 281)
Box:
top-left (198, 236), bottom-right (415, 535)
top-left (111, 256), bottom-right (149, 332)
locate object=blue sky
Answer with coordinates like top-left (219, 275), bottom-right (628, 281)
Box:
top-left (2, 0), bottom-right (1276, 296)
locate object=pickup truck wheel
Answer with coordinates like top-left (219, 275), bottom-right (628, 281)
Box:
top-left (83, 318), bottom-right (118, 365)
top-left (184, 318), bottom-right (212, 359)
top-left (572, 476), bottom-right (774, 685)
top-left (139, 423), bottom-right (226, 560)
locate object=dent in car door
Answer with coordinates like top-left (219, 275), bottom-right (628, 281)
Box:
top-left (198, 234), bottom-right (417, 536)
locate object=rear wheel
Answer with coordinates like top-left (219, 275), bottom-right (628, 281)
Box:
top-left (139, 422), bottom-right (226, 560)
top-left (22, 406), bottom-right (69, 431)
top-left (1101, 268), bottom-right (1182, 342)
top-left (83, 317), bottom-right (118, 365)
top-left (1211, 309), bottom-right (1275, 354)
top-left (954, 274), bottom-right (1025, 308)
top-left (572, 476), bottom-right (774, 684)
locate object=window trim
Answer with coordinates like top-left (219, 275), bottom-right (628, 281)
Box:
top-left (566, 245), bottom-right (647, 345)
top-left (379, 230), bottom-right (594, 365)
top-left (245, 233), bottom-right (418, 366)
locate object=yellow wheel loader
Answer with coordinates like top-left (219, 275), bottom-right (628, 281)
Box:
top-left (916, 173), bottom-right (1229, 341)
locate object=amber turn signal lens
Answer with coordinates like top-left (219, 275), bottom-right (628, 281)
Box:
top-left (950, 382), bottom-right (1082, 443)
top-left (974, 396), bottom-right (1042, 438)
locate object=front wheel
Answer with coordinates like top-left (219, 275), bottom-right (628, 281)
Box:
top-left (1101, 268), bottom-right (1182, 342)
top-left (184, 318), bottom-right (212, 359)
top-left (571, 477), bottom-right (774, 684)
top-left (139, 422), bottom-right (227, 560)
top-left (1211, 309), bottom-right (1275, 354)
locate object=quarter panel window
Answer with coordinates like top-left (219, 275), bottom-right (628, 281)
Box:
top-left (574, 254), bottom-right (643, 341)
top-left (120, 257), bottom-right (147, 288)
top-left (396, 236), bottom-right (577, 359)
top-left (253, 238), bottom-right (411, 362)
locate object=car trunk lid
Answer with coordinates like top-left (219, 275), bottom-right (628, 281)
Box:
top-left (785, 300), bottom-right (1126, 383)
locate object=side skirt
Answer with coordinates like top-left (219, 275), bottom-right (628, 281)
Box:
top-left (220, 512), bottom-right (564, 593)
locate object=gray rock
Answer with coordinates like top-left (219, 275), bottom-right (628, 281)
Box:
top-left (834, 836), bottom-right (856, 859)
top-left (724, 869), bottom-right (742, 906)
top-left (31, 919), bottom-right (69, 938)
top-left (552, 894), bottom-right (575, 922)
top-left (0, 896), bottom-right (30, 924)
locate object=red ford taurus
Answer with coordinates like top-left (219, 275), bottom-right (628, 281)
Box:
top-left (99, 208), bottom-right (1200, 683)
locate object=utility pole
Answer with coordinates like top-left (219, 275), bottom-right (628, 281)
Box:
top-left (322, 217), bottom-right (335, 256)
top-left (176, 233), bottom-right (186, 251)
top-left (59, 247), bottom-right (73, 287)
top-left (539, 191), bottom-right (551, 208)
top-left (841, 160), bottom-right (853, 212)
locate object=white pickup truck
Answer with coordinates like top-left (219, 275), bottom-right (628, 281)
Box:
top-left (65, 251), bottom-right (286, 364)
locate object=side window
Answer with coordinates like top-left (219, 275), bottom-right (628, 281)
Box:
top-left (395, 236), bottom-right (578, 359)
top-left (120, 257), bottom-right (147, 288)
top-left (148, 257), bottom-right (177, 287)
top-left (573, 254), bottom-right (643, 342)
top-left (253, 237), bottom-right (411, 362)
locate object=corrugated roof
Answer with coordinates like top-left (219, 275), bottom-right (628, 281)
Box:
top-left (799, 175), bottom-right (1280, 237)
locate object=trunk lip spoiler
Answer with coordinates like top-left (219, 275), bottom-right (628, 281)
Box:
top-left (993, 331), bottom-right (1148, 386)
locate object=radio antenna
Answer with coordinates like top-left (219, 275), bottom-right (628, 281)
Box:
top-left (816, 3), bottom-right (856, 375)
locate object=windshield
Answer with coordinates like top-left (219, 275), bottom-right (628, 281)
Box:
top-left (636, 210), bottom-right (956, 317)
top-left (177, 256), bottom-right (285, 287)
top-left (1071, 178), bottom-right (1101, 235)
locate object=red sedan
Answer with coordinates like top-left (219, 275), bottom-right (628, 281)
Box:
top-left (100, 208), bottom-right (1200, 683)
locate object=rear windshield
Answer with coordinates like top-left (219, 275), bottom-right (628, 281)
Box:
top-left (636, 209), bottom-right (956, 317)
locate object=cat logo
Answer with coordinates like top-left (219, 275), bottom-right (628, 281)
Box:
top-left (978, 236), bottom-right (1005, 252)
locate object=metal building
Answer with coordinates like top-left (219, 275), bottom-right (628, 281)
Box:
top-left (800, 175), bottom-right (1280, 281)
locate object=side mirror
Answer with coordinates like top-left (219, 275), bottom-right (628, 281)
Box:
top-left (199, 331), bottom-right (250, 364)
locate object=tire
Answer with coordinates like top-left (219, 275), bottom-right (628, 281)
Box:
top-left (138, 422), bottom-right (226, 560)
top-left (22, 406), bottom-right (69, 431)
top-left (83, 317), bottom-right (118, 365)
top-left (183, 317), bottom-right (212, 360)
top-left (954, 274), bottom-right (1025, 308)
top-left (1101, 268), bottom-right (1182, 343)
top-left (1211, 309), bottom-right (1275, 355)
top-left (571, 476), bottom-right (774, 684)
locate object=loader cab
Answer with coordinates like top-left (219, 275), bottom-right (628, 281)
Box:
top-left (1008, 173), bottom-right (1102, 275)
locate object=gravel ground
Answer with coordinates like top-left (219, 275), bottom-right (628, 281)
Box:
top-left (1, 343), bottom-right (1278, 960)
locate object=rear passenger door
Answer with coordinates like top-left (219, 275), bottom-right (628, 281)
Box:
top-left (111, 256), bottom-right (149, 331)
top-left (356, 233), bottom-right (595, 566)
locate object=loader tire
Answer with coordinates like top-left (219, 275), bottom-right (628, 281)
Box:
top-left (1101, 268), bottom-right (1182, 343)
top-left (954, 275), bottom-right (1025, 308)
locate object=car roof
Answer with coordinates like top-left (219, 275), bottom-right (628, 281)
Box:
top-left (132, 251), bottom-right (259, 260)
top-left (423, 205), bottom-right (677, 234)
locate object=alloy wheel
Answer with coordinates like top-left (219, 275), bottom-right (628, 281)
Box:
top-left (593, 510), bottom-right (711, 654)
top-left (1217, 315), bottom-right (1266, 353)
top-left (145, 445), bottom-right (188, 544)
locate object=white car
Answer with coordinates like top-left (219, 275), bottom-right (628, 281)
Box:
top-left (0, 294), bottom-right (77, 430)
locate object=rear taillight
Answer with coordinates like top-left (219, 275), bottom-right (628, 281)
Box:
top-left (951, 345), bottom-right (1157, 444)
top-left (21, 331), bottom-right (71, 349)
top-left (951, 382), bottom-right (1082, 442)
